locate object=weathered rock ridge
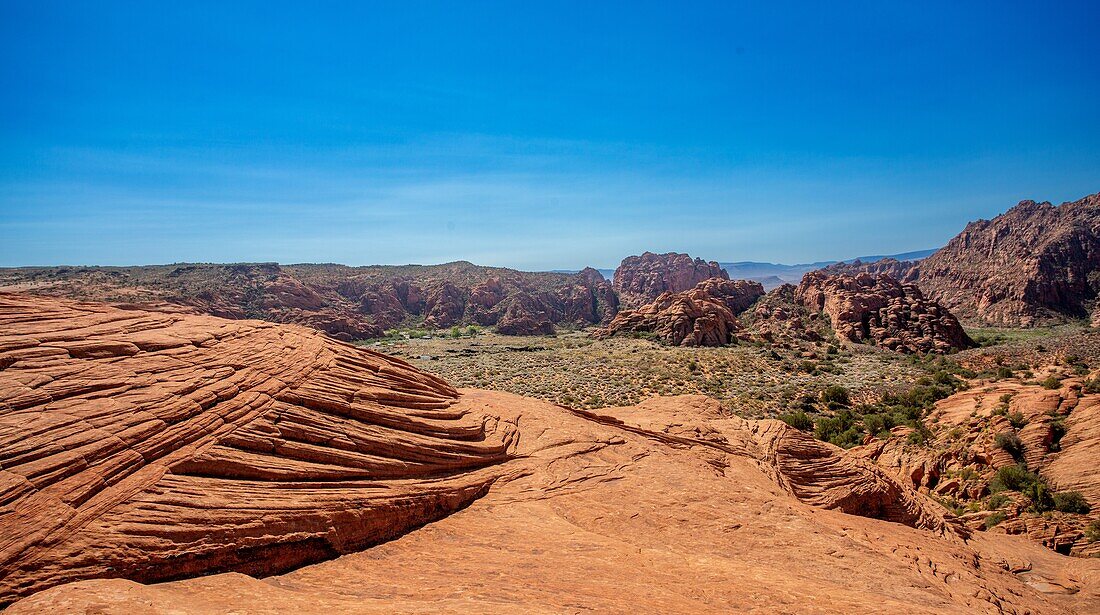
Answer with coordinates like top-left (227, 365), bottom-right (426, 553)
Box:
top-left (796, 271), bottom-right (974, 353)
top-left (914, 193), bottom-right (1100, 326)
top-left (612, 252), bottom-right (728, 308)
top-left (596, 278), bottom-right (764, 346)
top-left (0, 262), bottom-right (619, 339)
top-left (5, 293), bottom-right (1098, 613)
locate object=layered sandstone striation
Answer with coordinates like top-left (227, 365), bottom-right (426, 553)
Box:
top-left (4, 294), bottom-right (1099, 613)
top-left (796, 271), bottom-right (974, 353)
top-left (612, 252), bottom-right (728, 308)
top-left (596, 279), bottom-right (764, 346)
top-left (0, 293), bottom-right (513, 604)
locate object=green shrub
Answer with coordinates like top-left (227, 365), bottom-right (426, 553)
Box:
top-left (984, 511), bottom-right (1007, 529)
top-left (990, 464), bottom-right (1042, 494)
top-left (862, 413), bottom-right (895, 438)
top-left (1052, 491), bottom-right (1091, 514)
top-left (1049, 417), bottom-right (1066, 452)
top-left (820, 385), bottom-right (850, 408)
top-left (1041, 375), bottom-right (1062, 390)
top-left (1087, 520), bottom-right (1100, 543)
top-left (994, 432), bottom-right (1024, 460)
top-left (995, 366), bottom-right (1013, 379)
top-left (986, 493), bottom-right (1009, 510)
top-left (814, 410), bottom-right (863, 448)
top-left (1007, 411), bottom-right (1028, 429)
top-left (906, 421), bottom-right (933, 446)
top-left (778, 410), bottom-right (814, 431)
top-left (1025, 480), bottom-right (1054, 512)
top-left (1084, 377), bottom-right (1100, 394)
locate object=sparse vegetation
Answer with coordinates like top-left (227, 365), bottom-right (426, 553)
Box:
top-left (778, 410), bottom-right (814, 431)
top-left (984, 511), bottom-right (1007, 529)
top-left (1053, 491), bottom-right (1091, 514)
top-left (994, 432), bottom-right (1024, 460)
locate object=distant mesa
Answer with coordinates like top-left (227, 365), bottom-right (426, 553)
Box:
top-left (721, 248), bottom-right (937, 291)
top-left (0, 261), bottom-right (619, 340)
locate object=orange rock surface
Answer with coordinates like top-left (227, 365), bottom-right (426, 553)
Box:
top-left (2, 293), bottom-right (1098, 613)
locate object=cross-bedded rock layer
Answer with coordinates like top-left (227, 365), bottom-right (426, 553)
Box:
top-left (0, 293), bottom-right (513, 604)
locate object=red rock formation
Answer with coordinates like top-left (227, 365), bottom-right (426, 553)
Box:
top-left (596, 278), bottom-right (764, 346)
top-left (852, 373), bottom-right (1100, 557)
top-left (613, 252), bottom-right (728, 308)
top-left (912, 192), bottom-right (1100, 326)
top-left (818, 257), bottom-right (921, 280)
top-left (0, 293), bottom-right (510, 604)
top-left (0, 262), bottom-right (620, 339)
top-left (3, 296), bottom-right (1098, 613)
top-left (796, 271), bottom-right (973, 353)
top-left (741, 284), bottom-right (824, 344)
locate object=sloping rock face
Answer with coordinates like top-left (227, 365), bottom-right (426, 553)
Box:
top-left (796, 271), bottom-right (974, 353)
top-left (10, 391), bottom-right (1098, 614)
top-left (613, 252), bottom-right (728, 308)
top-left (0, 261), bottom-right (620, 339)
top-left (911, 192), bottom-right (1100, 326)
top-left (851, 372), bottom-right (1100, 557)
top-left (0, 293), bottom-right (513, 605)
top-left (596, 278), bottom-right (764, 346)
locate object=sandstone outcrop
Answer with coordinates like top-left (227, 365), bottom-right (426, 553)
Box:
top-left (0, 293), bottom-right (511, 604)
top-left (796, 271), bottom-right (974, 353)
top-left (3, 295), bottom-right (1098, 613)
top-left (596, 278), bottom-right (764, 346)
top-left (6, 369), bottom-right (1097, 614)
top-left (819, 257), bottom-right (920, 280)
top-left (851, 372), bottom-right (1100, 557)
top-left (612, 252), bottom-right (728, 308)
top-left (910, 192), bottom-right (1100, 326)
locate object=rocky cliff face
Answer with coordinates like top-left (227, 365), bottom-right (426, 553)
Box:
top-left (0, 261), bottom-right (619, 339)
top-left (796, 271), bottom-right (974, 353)
top-left (911, 193), bottom-right (1100, 326)
top-left (613, 252), bottom-right (728, 308)
top-left (596, 278), bottom-right (764, 346)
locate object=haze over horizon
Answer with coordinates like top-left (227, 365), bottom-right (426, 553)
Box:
top-left (2, 1), bottom-right (1098, 269)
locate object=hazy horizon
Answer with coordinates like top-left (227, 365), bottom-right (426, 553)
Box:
top-left (3, 2), bottom-right (1098, 269)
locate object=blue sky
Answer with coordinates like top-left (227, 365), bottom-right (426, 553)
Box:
top-left (1, 1), bottom-right (1098, 269)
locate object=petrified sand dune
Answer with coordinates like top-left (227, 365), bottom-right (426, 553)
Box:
top-left (0, 293), bottom-right (512, 604)
top-left (3, 293), bottom-right (1098, 613)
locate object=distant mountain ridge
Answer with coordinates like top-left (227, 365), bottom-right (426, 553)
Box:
top-left (719, 248), bottom-right (938, 289)
top-left (550, 249), bottom-right (937, 287)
